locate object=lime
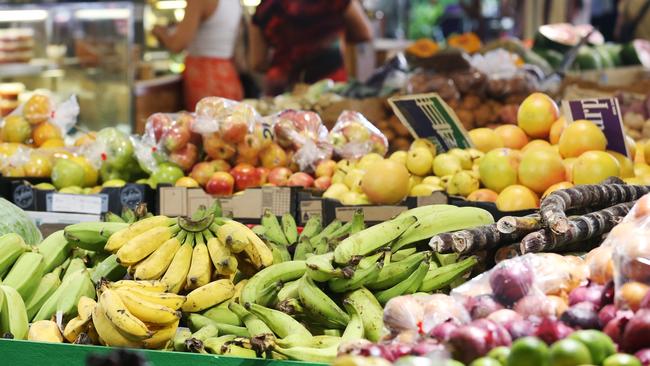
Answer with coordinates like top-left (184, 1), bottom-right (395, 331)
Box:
top-left (445, 361), bottom-right (465, 366)
top-left (470, 357), bottom-right (502, 366)
top-left (549, 338), bottom-right (592, 366)
top-left (507, 336), bottom-right (549, 366)
top-left (602, 353), bottom-right (642, 366)
top-left (488, 346), bottom-right (511, 365)
top-left (569, 330), bottom-right (616, 365)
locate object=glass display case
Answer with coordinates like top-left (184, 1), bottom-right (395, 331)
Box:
top-left (0, 2), bottom-right (139, 132)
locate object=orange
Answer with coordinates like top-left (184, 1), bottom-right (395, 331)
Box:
top-left (32, 122), bottom-right (62, 147)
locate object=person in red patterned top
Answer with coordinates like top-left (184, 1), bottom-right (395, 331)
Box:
top-left (249, 0), bottom-right (372, 96)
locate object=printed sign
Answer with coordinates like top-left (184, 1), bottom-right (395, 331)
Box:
top-left (562, 98), bottom-right (629, 157)
top-left (388, 93), bottom-right (474, 152)
top-left (48, 193), bottom-right (107, 215)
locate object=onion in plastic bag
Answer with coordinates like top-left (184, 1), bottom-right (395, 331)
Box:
top-left (383, 296), bottom-right (424, 333)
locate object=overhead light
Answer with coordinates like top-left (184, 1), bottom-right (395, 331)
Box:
top-left (0, 10), bottom-right (48, 22)
top-left (156, 1), bottom-right (187, 10)
top-left (75, 8), bottom-right (131, 20)
top-left (243, 0), bottom-right (261, 6)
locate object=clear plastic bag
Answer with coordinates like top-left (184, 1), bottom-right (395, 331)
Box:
top-left (193, 97), bottom-right (258, 143)
top-left (468, 50), bottom-right (536, 99)
top-left (139, 112), bottom-right (201, 173)
top-left (383, 294), bottom-right (469, 336)
top-left (328, 110), bottom-right (389, 159)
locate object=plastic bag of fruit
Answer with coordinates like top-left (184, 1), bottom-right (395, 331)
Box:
top-left (0, 93), bottom-right (79, 146)
top-left (0, 144), bottom-right (32, 177)
top-left (328, 110), bottom-right (388, 159)
top-left (140, 112), bottom-right (200, 173)
top-left (383, 294), bottom-right (470, 335)
top-left (269, 109), bottom-right (333, 171)
top-left (192, 96), bottom-right (259, 143)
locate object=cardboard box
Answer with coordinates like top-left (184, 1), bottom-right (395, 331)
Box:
top-left (158, 186), bottom-right (297, 223)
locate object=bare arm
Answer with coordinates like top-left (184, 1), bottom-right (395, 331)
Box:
top-left (344, 0), bottom-right (372, 43)
top-left (153, 0), bottom-right (206, 53)
top-left (248, 23), bottom-right (269, 72)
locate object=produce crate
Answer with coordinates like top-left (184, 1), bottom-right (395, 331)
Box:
top-left (0, 339), bottom-right (316, 366)
top-left (157, 186), bottom-right (298, 224)
top-left (0, 177), bottom-right (156, 217)
top-left (297, 190), bottom-right (448, 225)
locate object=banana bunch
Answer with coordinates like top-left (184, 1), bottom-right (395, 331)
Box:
top-left (91, 280), bottom-right (185, 349)
top-left (104, 203), bottom-right (154, 224)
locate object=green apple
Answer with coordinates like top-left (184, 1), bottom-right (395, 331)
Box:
top-left (150, 163), bottom-right (184, 186)
top-left (52, 159), bottom-right (86, 190)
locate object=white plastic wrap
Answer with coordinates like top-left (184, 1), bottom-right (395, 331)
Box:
top-left (328, 110), bottom-right (389, 159)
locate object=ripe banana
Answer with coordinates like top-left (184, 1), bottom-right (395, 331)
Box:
top-left (306, 252), bottom-right (351, 282)
top-left (187, 313), bottom-right (249, 337)
top-left (36, 230), bottom-right (70, 273)
top-left (203, 301), bottom-right (242, 327)
top-left (232, 279), bottom-right (247, 303)
top-left (299, 215), bottom-right (322, 241)
top-left (118, 289), bottom-right (180, 325)
top-left (419, 256), bottom-right (478, 292)
top-left (246, 302), bottom-right (312, 339)
top-left (90, 254), bottom-right (127, 284)
top-left (281, 213), bottom-right (298, 245)
top-left (328, 262), bottom-right (382, 293)
top-left (114, 287), bottom-right (185, 310)
top-left (269, 242), bottom-right (291, 264)
top-left (262, 210), bottom-right (289, 246)
top-left (133, 237), bottom-right (180, 280)
top-left (293, 237), bottom-right (313, 261)
top-left (207, 237), bottom-right (233, 276)
top-left (366, 252), bottom-right (427, 290)
top-left (104, 215), bottom-right (174, 252)
top-left (298, 275), bottom-right (349, 329)
top-left (111, 279), bottom-right (167, 293)
top-left (0, 285), bottom-right (28, 339)
top-left (393, 206), bottom-right (494, 252)
top-left (99, 288), bottom-right (151, 339)
top-left (375, 260), bottom-right (429, 304)
top-left (25, 268), bottom-right (62, 320)
top-left (223, 219), bottom-right (273, 269)
top-left (3, 251), bottom-right (45, 299)
top-left (217, 222), bottom-right (251, 253)
top-left (117, 225), bottom-right (180, 265)
top-left (62, 297), bottom-right (96, 343)
top-left (28, 320), bottom-right (63, 343)
top-left (64, 222), bottom-right (129, 252)
top-left (240, 260), bottom-right (306, 306)
top-left (334, 215), bottom-right (417, 265)
top-left (92, 302), bottom-right (141, 348)
top-left (142, 319), bottom-right (179, 349)
top-left (182, 279), bottom-right (235, 312)
top-left (0, 233), bottom-right (29, 277)
top-left (161, 242), bottom-right (193, 293)
top-left (343, 288), bottom-right (384, 342)
top-left (228, 302), bottom-right (274, 338)
top-left (186, 241), bottom-right (211, 291)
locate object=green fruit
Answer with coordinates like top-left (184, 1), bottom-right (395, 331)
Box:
top-left (488, 346), bottom-right (511, 365)
top-left (58, 186), bottom-right (84, 194)
top-left (445, 361), bottom-right (465, 366)
top-left (568, 330), bottom-right (616, 365)
top-left (150, 163), bottom-right (184, 186)
top-left (507, 337), bottom-right (549, 366)
top-left (97, 127), bottom-right (134, 169)
top-left (603, 353), bottom-right (642, 366)
top-left (470, 357), bottom-right (502, 366)
top-left (549, 338), bottom-right (592, 366)
top-left (575, 46), bottom-right (602, 70)
top-left (33, 183), bottom-right (56, 191)
top-left (51, 159), bottom-right (86, 190)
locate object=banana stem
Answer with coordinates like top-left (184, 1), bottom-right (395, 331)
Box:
top-left (185, 232), bottom-right (196, 247)
top-left (195, 232), bottom-right (205, 246)
top-left (176, 230), bottom-right (188, 244)
top-left (169, 224), bottom-right (181, 235)
top-left (202, 229), bottom-right (214, 240)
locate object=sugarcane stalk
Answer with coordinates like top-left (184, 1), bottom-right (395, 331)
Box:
top-left (521, 201), bottom-right (634, 253)
top-left (496, 214), bottom-right (542, 234)
top-left (540, 184), bottom-right (650, 234)
top-left (429, 232), bottom-right (455, 253)
top-left (450, 224), bottom-right (522, 255)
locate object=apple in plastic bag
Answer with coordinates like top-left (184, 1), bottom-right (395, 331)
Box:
top-left (237, 134), bottom-right (263, 159)
top-left (149, 113), bottom-right (173, 141)
top-left (164, 123), bottom-right (191, 152)
top-left (231, 163), bottom-right (262, 191)
top-left (205, 171), bottom-right (235, 196)
top-left (203, 132), bottom-right (236, 161)
top-left (268, 167), bottom-right (292, 186)
top-left (169, 143), bottom-right (199, 172)
top-left (260, 143), bottom-right (289, 169)
top-left (342, 122), bottom-right (371, 142)
top-left (288, 172), bottom-right (314, 188)
top-left (150, 163), bottom-right (185, 186)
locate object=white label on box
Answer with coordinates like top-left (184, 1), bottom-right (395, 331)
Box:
top-left (50, 194), bottom-right (103, 215)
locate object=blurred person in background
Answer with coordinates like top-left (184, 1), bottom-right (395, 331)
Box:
top-left (248, 0), bottom-right (373, 96)
top-left (153, 0), bottom-right (244, 111)
top-left (615, 0), bottom-right (650, 41)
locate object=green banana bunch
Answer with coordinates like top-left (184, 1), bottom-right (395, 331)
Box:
top-left (261, 210), bottom-right (289, 246)
top-left (281, 213), bottom-right (298, 245)
top-left (64, 222), bottom-right (129, 252)
top-left (228, 302), bottom-right (274, 339)
top-left (310, 220), bottom-right (342, 244)
top-left (25, 266), bottom-right (63, 320)
top-left (366, 251), bottom-right (427, 290)
top-left (328, 261), bottom-right (382, 293)
top-left (185, 323), bottom-right (219, 352)
top-left (272, 343), bottom-right (338, 363)
top-left (269, 243), bottom-right (291, 264)
top-left (35, 230), bottom-right (71, 273)
top-left (276, 280), bottom-right (299, 304)
top-left (306, 252), bottom-right (352, 282)
top-left (341, 305), bottom-right (364, 341)
top-left (298, 274), bottom-right (349, 329)
top-left (173, 328), bottom-right (193, 351)
top-left (187, 314), bottom-right (249, 337)
top-left (239, 260), bottom-right (306, 306)
top-left (0, 233), bottom-right (30, 278)
top-left (375, 260), bottom-right (429, 305)
top-left (299, 215), bottom-right (321, 241)
top-left (202, 335), bottom-right (237, 354)
top-left (62, 258), bottom-right (87, 282)
top-left (3, 251), bottom-right (45, 299)
top-left (246, 303), bottom-right (312, 341)
top-left (0, 285), bottom-right (29, 339)
top-left (293, 237), bottom-right (313, 261)
top-left (350, 209), bottom-right (366, 235)
top-left (202, 301), bottom-right (242, 326)
top-left (33, 268), bottom-right (95, 322)
top-left (343, 288), bottom-right (384, 342)
top-left (419, 256), bottom-right (478, 292)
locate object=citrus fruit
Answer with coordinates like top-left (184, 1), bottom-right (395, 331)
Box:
top-left (1, 115), bottom-right (31, 143)
top-left (32, 122), bottom-right (62, 147)
top-left (573, 151), bottom-right (620, 185)
top-left (469, 128), bottom-right (504, 153)
top-left (496, 185), bottom-right (539, 211)
top-left (521, 139), bottom-right (553, 154)
top-left (542, 182), bottom-right (574, 199)
top-left (507, 336), bottom-right (549, 366)
top-left (517, 92), bottom-right (559, 138)
top-left (518, 149), bottom-right (565, 194)
top-left (495, 125), bottom-right (529, 150)
top-left (549, 338), bottom-right (592, 366)
top-left (602, 353), bottom-right (642, 366)
top-left (470, 357), bottom-right (502, 366)
top-left (479, 149), bottom-right (519, 193)
top-left (467, 188), bottom-right (499, 202)
top-left (568, 330), bottom-right (616, 365)
top-left (549, 117), bottom-right (567, 144)
top-left (361, 160), bottom-right (410, 204)
top-left (487, 346), bottom-right (510, 365)
top-left (558, 120), bottom-right (607, 158)
top-left (608, 151), bottom-right (634, 178)
top-left (23, 94), bottom-right (51, 124)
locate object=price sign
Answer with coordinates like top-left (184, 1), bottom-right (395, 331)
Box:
top-left (49, 193), bottom-right (106, 215)
top-left (562, 98), bottom-right (629, 157)
top-left (388, 93), bottom-right (474, 152)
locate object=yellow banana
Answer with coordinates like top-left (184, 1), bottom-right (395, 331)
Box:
top-left (99, 288), bottom-right (151, 339)
top-left (118, 290), bottom-right (180, 325)
top-left (114, 287), bottom-right (186, 310)
top-left (134, 237), bottom-right (181, 280)
top-left (92, 302), bottom-right (141, 348)
top-left (77, 296), bottom-right (97, 321)
top-left (207, 237), bottom-right (235, 276)
top-left (63, 316), bottom-right (91, 343)
top-left (224, 219), bottom-right (273, 268)
top-left (217, 223), bottom-right (251, 253)
top-left (161, 242), bottom-right (193, 294)
top-left (116, 225), bottom-right (178, 266)
top-left (105, 215), bottom-right (174, 252)
top-left (182, 279), bottom-right (235, 313)
top-left (232, 279), bottom-right (248, 303)
top-left (186, 242), bottom-right (212, 290)
top-left (111, 280), bottom-right (167, 293)
top-left (28, 320), bottom-right (63, 343)
top-left (142, 319), bottom-right (180, 349)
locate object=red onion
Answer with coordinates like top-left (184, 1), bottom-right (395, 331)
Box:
top-left (535, 317), bottom-right (573, 344)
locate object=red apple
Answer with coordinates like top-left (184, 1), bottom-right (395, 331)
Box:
top-left (268, 167), bottom-right (292, 186)
top-left (257, 167), bottom-right (270, 185)
top-left (221, 117), bottom-right (249, 144)
top-left (288, 172), bottom-right (314, 188)
top-left (210, 159), bottom-right (231, 172)
top-left (190, 162), bottom-right (217, 186)
top-left (314, 176), bottom-right (332, 190)
top-left (164, 123), bottom-right (192, 152)
top-left (230, 163), bottom-right (262, 191)
top-left (235, 154), bottom-right (259, 167)
top-left (203, 132), bottom-right (236, 161)
top-left (237, 134), bottom-right (263, 159)
top-left (205, 172), bottom-right (234, 196)
top-left (315, 159), bottom-right (337, 178)
top-left (149, 113), bottom-right (173, 142)
top-left (169, 143), bottom-right (199, 172)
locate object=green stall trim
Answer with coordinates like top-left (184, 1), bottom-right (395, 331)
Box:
top-left (0, 339), bottom-right (324, 366)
